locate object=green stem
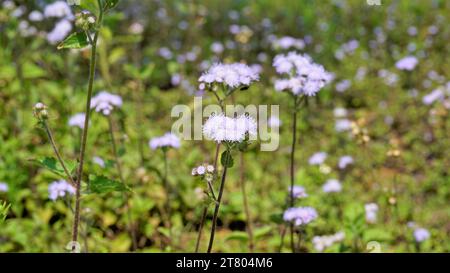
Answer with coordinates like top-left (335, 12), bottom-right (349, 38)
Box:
top-left (207, 147), bottom-right (230, 253)
top-left (71, 4), bottom-right (104, 251)
top-left (42, 120), bottom-right (76, 187)
top-left (240, 153), bottom-right (254, 252)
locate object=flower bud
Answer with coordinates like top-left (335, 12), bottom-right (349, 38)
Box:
top-left (33, 102), bottom-right (48, 120)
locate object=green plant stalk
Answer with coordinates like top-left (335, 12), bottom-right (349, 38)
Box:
top-left (42, 120), bottom-right (76, 187)
top-left (194, 142), bottom-right (220, 252)
top-left (288, 96), bottom-right (300, 253)
top-left (239, 153), bottom-right (254, 252)
top-left (207, 147), bottom-right (230, 253)
top-left (107, 115), bottom-right (138, 251)
top-left (71, 4), bottom-right (104, 251)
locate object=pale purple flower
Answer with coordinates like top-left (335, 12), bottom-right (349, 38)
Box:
top-left (149, 132), bottom-right (181, 150)
top-left (395, 56), bottom-right (418, 71)
top-left (47, 19), bottom-right (72, 44)
top-left (312, 232), bottom-right (345, 252)
top-left (365, 203), bottom-right (378, 223)
top-left (0, 182), bottom-right (8, 192)
top-left (322, 179), bottom-right (342, 193)
top-left (289, 185), bottom-right (308, 199)
top-left (68, 113), bottom-right (86, 129)
top-left (335, 79), bottom-right (351, 92)
top-left (90, 91), bottom-right (123, 115)
top-left (272, 36), bottom-right (305, 50)
top-left (308, 152), bottom-right (327, 165)
top-left (210, 42), bottom-right (224, 54)
top-left (273, 52), bottom-right (332, 96)
top-left (44, 1), bottom-right (73, 19)
top-left (333, 108), bottom-right (348, 118)
top-left (29, 10), bottom-right (44, 22)
top-left (93, 156), bottom-right (105, 168)
top-left (422, 89), bottom-right (444, 105)
top-left (414, 228), bottom-right (430, 243)
top-left (48, 180), bottom-right (75, 201)
top-left (283, 207), bottom-right (318, 226)
top-left (338, 156), bottom-right (354, 169)
top-left (158, 47), bottom-right (173, 59)
top-left (335, 119), bottom-right (352, 132)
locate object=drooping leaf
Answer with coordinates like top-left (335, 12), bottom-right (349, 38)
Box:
top-left (89, 175), bottom-right (129, 194)
top-left (57, 32), bottom-right (89, 50)
top-left (221, 150), bottom-right (234, 168)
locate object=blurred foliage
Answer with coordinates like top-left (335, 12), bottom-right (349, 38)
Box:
top-left (0, 0), bottom-right (449, 252)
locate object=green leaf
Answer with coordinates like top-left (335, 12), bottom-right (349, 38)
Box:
top-left (220, 150), bottom-right (234, 168)
top-left (78, 0), bottom-right (99, 14)
top-left (57, 32), bottom-right (89, 50)
top-left (89, 175), bottom-right (129, 194)
top-left (254, 226), bottom-right (272, 239)
top-left (30, 157), bottom-right (77, 178)
top-left (225, 231), bottom-right (248, 242)
top-left (0, 201), bottom-right (11, 224)
top-left (157, 227), bottom-right (171, 238)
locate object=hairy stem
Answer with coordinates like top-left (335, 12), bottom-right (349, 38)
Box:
top-left (194, 143), bottom-right (221, 252)
top-left (207, 148), bottom-right (230, 253)
top-left (71, 5), bottom-right (104, 251)
top-left (288, 98), bottom-right (299, 253)
top-left (43, 120), bottom-right (75, 187)
top-left (108, 115), bottom-right (137, 251)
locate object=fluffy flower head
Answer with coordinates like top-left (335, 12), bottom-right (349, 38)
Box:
top-left (203, 113), bottom-right (257, 143)
top-left (149, 132), bottom-right (181, 150)
top-left (199, 63), bottom-right (259, 90)
top-left (90, 91), bottom-right (123, 115)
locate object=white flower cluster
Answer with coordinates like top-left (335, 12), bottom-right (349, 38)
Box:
top-left (289, 185), bottom-right (308, 199)
top-left (322, 179), bottom-right (342, 193)
top-left (68, 113), bottom-right (86, 129)
top-left (48, 180), bottom-right (75, 201)
top-left (365, 203), bottom-right (379, 224)
top-left (273, 52), bottom-right (332, 96)
top-left (283, 207), bottom-right (318, 226)
top-left (149, 133), bottom-right (181, 150)
top-left (395, 56), bottom-right (418, 71)
top-left (192, 164), bottom-right (215, 176)
top-left (203, 113), bottom-right (257, 143)
top-left (90, 91), bottom-right (123, 116)
top-left (199, 63), bottom-right (259, 90)
top-left (312, 232), bottom-right (345, 252)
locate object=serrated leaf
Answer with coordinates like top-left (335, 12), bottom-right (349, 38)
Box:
top-left (57, 32), bottom-right (89, 50)
top-left (225, 231), bottom-right (248, 242)
top-left (30, 157), bottom-right (77, 178)
top-left (221, 150), bottom-right (234, 168)
top-left (89, 175), bottom-right (129, 194)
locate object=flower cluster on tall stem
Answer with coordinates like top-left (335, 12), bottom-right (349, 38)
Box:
top-left (195, 62), bottom-right (259, 252)
top-left (272, 51), bottom-right (331, 252)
